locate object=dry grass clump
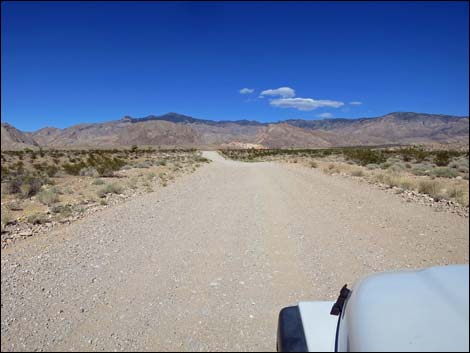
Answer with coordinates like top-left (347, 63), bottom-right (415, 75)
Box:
top-left (372, 172), bottom-right (417, 190)
top-left (27, 213), bottom-right (48, 225)
top-left (37, 188), bottom-right (60, 206)
top-left (1, 210), bottom-right (13, 231)
top-left (97, 183), bottom-right (124, 198)
top-left (417, 180), bottom-right (442, 198)
top-left (92, 178), bottom-right (105, 185)
top-left (350, 169), bottom-right (365, 177)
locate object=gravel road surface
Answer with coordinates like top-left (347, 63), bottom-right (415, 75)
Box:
top-left (1, 151), bottom-right (468, 351)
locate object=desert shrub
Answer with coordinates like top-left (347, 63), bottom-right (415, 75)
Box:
top-left (446, 185), bottom-right (464, 200)
top-left (388, 163), bottom-right (406, 173)
top-left (350, 169), bottom-right (365, 177)
top-left (393, 176), bottom-right (416, 190)
top-left (6, 174), bottom-right (44, 198)
top-left (458, 166), bottom-right (469, 174)
top-left (27, 213), bottom-right (48, 225)
top-left (411, 165), bottom-right (431, 176)
top-left (310, 161), bottom-right (318, 168)
top-left (366, 164), bottom-right (379, 170)
top-left (37, 189), bottom-right (60, 206)
top-left (372, 172), bottom-right (415, 190)
top-left (32, 163), bottom-right (43, 172)
top-left (1, 210), bottom-right (13, 228)
top-left (92, 178), bottom-right (105, 185)
top-left (343, 149), bottom-right (386, 166)
top-left (380, 162), bottom-right (392, 169)
top-left (147, 172), bottom-right (156, 180)
top-left (195, 156), bottom-right (209, 163)
top-left (449, 157), bottom-right (469, 174)
top-left (155, 160), bottom-right (167, 166)
top-left (431, 167), bottom-right (458, 178)
top-left (63, 161), bottom-right (87, 175)
top-left (50, 204), bottom-right (73, 217)
top-left (323, 164), bottom-right (340, 175)
top-left (135, 161), bottom-right (152, 168)
top-left (44, 164), bottom-right (59, 177)
top-left (22, 178), bottom-right (44, 197)
top-left (1, 165), bottom-right (9, 181)
top-left (399, 147), bottom-right (428, 163)
top-left (127, 178), bottom-right (138, 189)
top-left (91, 156), bottom-right (126, 176)
top-left (97, 183), bottom-right (123, 198)
top-left (79, 167), bottom-right (99, 177)
top-left (7, 200), bottom-right (23, 211)
top-left (418, 180), bottom-right (441, 198)
top-left (434, 153), bottom-right (450, 167)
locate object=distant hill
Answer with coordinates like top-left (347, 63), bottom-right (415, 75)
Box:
top-left (1, 122), bottom-right (39, 150)
top-left (1, 112), bottom-right (468, 150)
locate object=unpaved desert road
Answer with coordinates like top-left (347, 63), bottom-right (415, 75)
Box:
top-left (1, 151), bottom-right (469, 352)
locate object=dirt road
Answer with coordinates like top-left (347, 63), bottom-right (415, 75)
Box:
top-left (1, 151), bottom-right (468, 351)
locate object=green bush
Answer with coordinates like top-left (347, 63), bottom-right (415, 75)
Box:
top-left (434, 151), bottom-right (452, 167)
top-left (343, 149), bottom-right (387, 166)
top-left (63, 161), bottom-right (87, 175)
top-left (399, 147), bottom-right (428, 163)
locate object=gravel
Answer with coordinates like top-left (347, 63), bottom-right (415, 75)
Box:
top-left (1, 151), bottom-right (468, 351)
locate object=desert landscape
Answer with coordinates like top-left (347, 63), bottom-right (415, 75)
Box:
top-left (2, 1), bottom-right (469, 351)
top-left (1, 113), bottom-right (470, 350)
top-left (1, 148), bottom-right (469, 351)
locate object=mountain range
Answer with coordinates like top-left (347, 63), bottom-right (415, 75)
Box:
top-left (1, 112), bottom-right (469, 150)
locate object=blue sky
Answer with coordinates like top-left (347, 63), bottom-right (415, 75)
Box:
top-left (1, 1), bottom-right (469, 131)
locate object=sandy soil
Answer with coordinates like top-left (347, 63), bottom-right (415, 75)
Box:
top-left (1, 151), bottom-right (468, 351)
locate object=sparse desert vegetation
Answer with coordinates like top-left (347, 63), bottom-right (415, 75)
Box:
top-left (1, 147), bottom-right (210, 245)
top-left (220, 146), bottom-right (469, 208)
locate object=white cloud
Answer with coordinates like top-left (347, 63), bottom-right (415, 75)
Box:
top-left (239, 88), bottom-right (254, 94)
top-left (260, 86), bottom-right (295, 98)
top-left (270, 97), bottom-right (344, 111)
top-left (317, 112), bottom-right (333, 118)
top-left (349, 101), bottom-right (363, 105)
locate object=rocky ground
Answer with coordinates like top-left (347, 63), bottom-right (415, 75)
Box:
top-left (1, 151), bottom-right (468, 351)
